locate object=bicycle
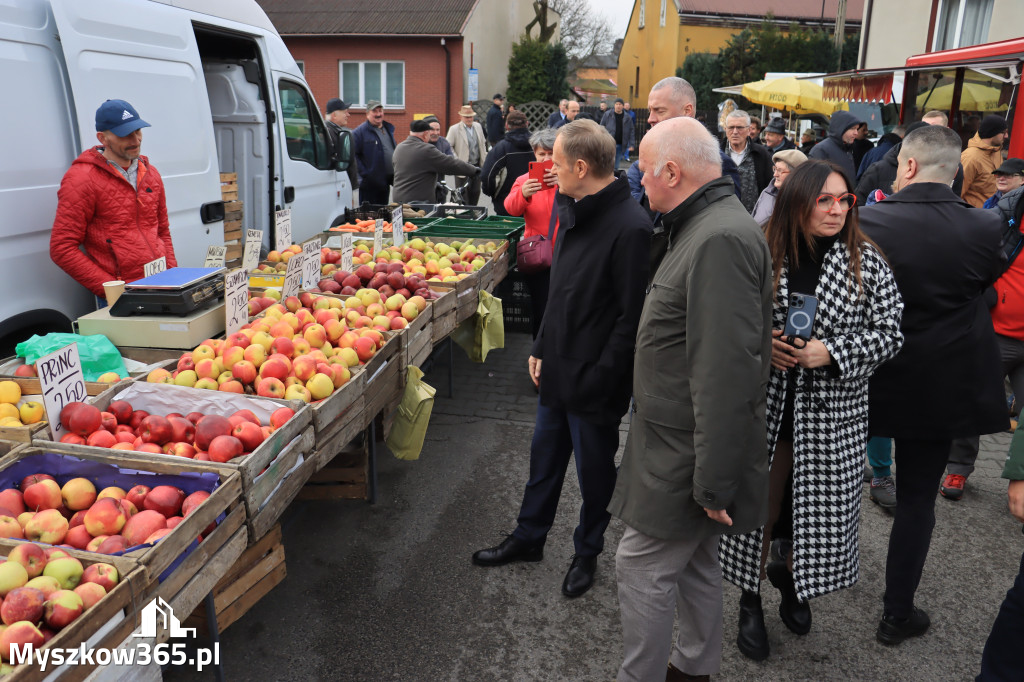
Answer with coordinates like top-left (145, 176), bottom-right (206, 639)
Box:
top-left (436, 178), bottom-right (468, 206)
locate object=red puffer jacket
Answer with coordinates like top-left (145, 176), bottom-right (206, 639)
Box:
top-left (50, 147), bottom-right (176, 297)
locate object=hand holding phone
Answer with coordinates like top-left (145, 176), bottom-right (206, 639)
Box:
top-left (529, 160), bottom-right (554, 189)
top-left (783, 293), bottom-right (818, 348)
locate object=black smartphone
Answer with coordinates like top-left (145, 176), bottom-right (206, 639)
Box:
top-left (783, 293), bottom-right (818, 348)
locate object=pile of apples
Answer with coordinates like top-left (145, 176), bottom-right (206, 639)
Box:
top-left (0, 466), bottom-right (215, 555)
top-left (0, 543), bottom-right (122, 662)
top-left (0, 382), bottom-right (43, 430)
top-left (57, 401), bottom-right (294, 463)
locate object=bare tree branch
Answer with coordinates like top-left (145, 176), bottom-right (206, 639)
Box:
top-left (547, 0), bottom-right (615, 64)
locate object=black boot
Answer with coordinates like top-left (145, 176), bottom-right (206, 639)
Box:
top-left (766, 560), bottom-right (811, 635)
top-left (471, 534), bottom-right (543, 566)
top-left (736, 590), bottom-right (769, 661)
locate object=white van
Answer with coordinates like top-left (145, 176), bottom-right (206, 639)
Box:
top-left (0, 0), bottom-right (352, 349)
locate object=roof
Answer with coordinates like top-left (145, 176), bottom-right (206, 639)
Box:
top-left (580, 54), bottom-right (619, 69)
top-left (255, 0), bottom-right (479, 36)
top-left (674, 0), bottom-right (864, 22)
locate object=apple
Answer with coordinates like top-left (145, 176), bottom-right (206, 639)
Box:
top-left (58, 403), bottom-right (85, 432)
top-left (85, 536), bottom-right (108, 553)
top-left (118, 499), bottom-right (138, 518)
top-left (0, 562), bottom-right (28, 597)
top-left (242, 344), bottom-right (267, 368)
top-left (0, 621), bottom-right (44, 662)
top-left (306, 373), bottom-right (335, 400)
top-left (96, 487), bottom-right (126, 501)
top-left (61, 478), bottom-right (97, 511)
top-left (44, 589), bottom-right (84, 629)
top-left (181, 490), bottom-right (210, 517)
top-left (166, 516), bottom-right (184, 529)
top-left (24, 509), bottom-right (69, 545)
top-left (270, 407), bottom-right (294, 429)
top-left (125, 485), bottom-right (150, 510)
top-left (23, 480), bottom-right (62, 512)
top-left (96, 536), bottom-right (126, 555)
top-left (99, 411), bottom-right (118, 433)
top-left (67, 404), bottom-right (102, 437)
top-left (284, 384), bottom-right (311, 403)
top-left (65, 525), bottom-right (93, 550)
top-left (25, 576), bottom-right (60, 599)
top-left (74, 582), bottom-right (107, 611)
top-left (257, 377), bottom-right (286, 399)
top-left (167, 442), bottom-right (196, 458)
top-left (83, 498), bottom-right (126, 537)
top-left (231, 421), bottom-right (264, 452)
top-left (164, 416), bottom-right (195, 446)
top-left (1, 587), bottom-right (44, 626)
top-left (80, 563), bottom-right (118, 592)
top-left (123, 511), bottom-right (167, 547)
top-left (7, 545), bottom-right (46, 580)
top-left (13, 364), bottom-right (37, 377)
top-left (208, 435), bottom-right (244, 463)
top-left (0, 491), bottom-right (24, 517)
top-left (84, 429), bottom-right (117, 448)
top-left (143, 486), bottom-right (185, 518)
top-left (128, 410), bottom-right (150, 431)
top-left (145, 528), bottom-right (173, 544)
top-left (231, 360), bottom-right (258, 385)
top-left (193, 415), bottom-right (233, 451)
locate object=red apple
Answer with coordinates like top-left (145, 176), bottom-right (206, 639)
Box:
top-left (1, 621), bottom-right (44, 661)
top-left (193, 415), bottom-right (233, 451)
top-left (23, 480), bottom-right (62, 511)
top-left (232, 421), bottom-right (264, 452)
top-left (67, 404), bottom-right (102, 437)
top-left (208, 435), bottom-right (244, 463)
top-left (186, 411), bottom-right (204, 424)
top-left (181, 491), bottom-right (210, 517)
top-left (167, 416), bottom-right (196, 445)
top-left (85, 429), bottom-right (117, 448)
top-left (74, 582), bottom-right (107, 611)
top-left (96, 535), bottom-right (126, 555)
top-left (81, 564), bottom-right (118, 592)
top-left (44, 589), bottom-right (84, 629)
top-left (127, 410), bottom-right (150, 431)
top-left (122, 510), bottom-right (167, 547)
top-left (107, 400), bottom-right (133, 424)
top-left (143, 486), bottom-right (185, 518)
top-left (0, 490), bottom-right (25, 517)
top-left (1, 587), bottom-right (45, 626)
top-left (100, 412), bottom-right (117, 433)
top-left (126, 485), bottom-right (150, 510)
top-left (59, 402), bottom-right (85, 432)
top-left (7, 544), bottom-right (47, 579)
top-left (139, 415), bottom-right (173, 445)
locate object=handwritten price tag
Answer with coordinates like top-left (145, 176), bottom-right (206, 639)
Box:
top-left (275, 209), bottom-right (293, 252)
top-left (224, 268), bottom-right (249, 336)
top-left (204, 245), bottom-right (227, 268)
top-left (36, 343), bottom-right (86, 439)
top-left (373, 218), bottom-right (383, 256)
top-left (302, 239), bottom-right (321, 290)
top-left (340, 234), bottom-right (353, 272)
top-left (282, 251), bottom-right (304, 298)
top-left (392, 206), bottom-right (406, 248)
top-left (242, 229), bottom-right (263, 272)
top-left (143, 257), bottom-right (167, 278)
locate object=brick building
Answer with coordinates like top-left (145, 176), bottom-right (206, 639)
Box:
top-left (256, 0), bottom-right (538, 134)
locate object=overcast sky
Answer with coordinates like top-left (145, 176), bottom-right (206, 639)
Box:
top-left (588, 0), bottom-right (632, 41)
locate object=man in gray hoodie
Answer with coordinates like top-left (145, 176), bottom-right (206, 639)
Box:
top-left (809, 111), bottom-right (862, 179)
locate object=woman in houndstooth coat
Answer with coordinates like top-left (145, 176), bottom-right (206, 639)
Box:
top-left (719, 160), bottom-right (904, 661)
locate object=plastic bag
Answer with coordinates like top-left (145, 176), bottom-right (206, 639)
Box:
top-left (15, 333), bottom-right (129, 382)
top-left (452, 290), bottom-right (505, 363)
top-left (385, 366), bottom-right (436, 461)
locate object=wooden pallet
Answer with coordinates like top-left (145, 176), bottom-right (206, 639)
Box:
top-left (185, 524), bottom-right (287, 635)
top-left (299, 437), bottom-right (369, 500)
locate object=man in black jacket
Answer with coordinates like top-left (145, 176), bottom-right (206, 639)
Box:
top-left (481, 111), bottom-right (535, 216)
top-left (860, 125), bottom-right (1007, 647)
top-left (856, 118), bottom-right (964, 206)
top-left (472, 120), bottom-right (653, 599)
top-left (392, 120), bottom-right (479, 204)
top-left (486, 94), bottom-right (505, 146)
top-left (809, 110), bottom-right (862, 179)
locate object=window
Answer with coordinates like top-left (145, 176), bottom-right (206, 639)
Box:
top-left (295, 60), bottom-right (304, 75)
top-left (660, 0), bottom-right (667, 27)
top-left (339, 61), bottom-right (405, 108)
top-left (638, 0), bottom-right (645, 29)
top-left (278, 80), bottom-right (331, 169)
top-left (933, 0), bottom-right (993, 51)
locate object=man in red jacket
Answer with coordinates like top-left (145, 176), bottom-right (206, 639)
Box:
top-left (50, 99), bottom-right (177, 301)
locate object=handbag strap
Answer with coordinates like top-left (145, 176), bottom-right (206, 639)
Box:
top-left (547, 191), bottom-right (558, 241)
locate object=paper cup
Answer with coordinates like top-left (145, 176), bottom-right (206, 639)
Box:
top-left (103, 280), bottom-right (126, 306)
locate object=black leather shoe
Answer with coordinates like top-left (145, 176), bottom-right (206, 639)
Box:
top-left (561, 555), bottom-right (597, 598)
top-left (876, 607), bottom-right (930, 645)
top-left (471, 534), bottom-right (543, 567)
top-left (736, 590), bottom-right (769, 661)
top-left (766, 560), bottom-right (811, 635)
top-left (666, 662), bottom-right (709, 682)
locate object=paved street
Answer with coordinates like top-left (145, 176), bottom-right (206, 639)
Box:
top-left (167, 331), bottom-right (1023, 682)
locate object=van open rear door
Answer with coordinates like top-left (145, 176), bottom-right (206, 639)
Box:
top-left (50, 0), bottom-right (223, 267)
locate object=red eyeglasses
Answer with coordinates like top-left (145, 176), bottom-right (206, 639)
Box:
top-left (816, 193), bottom-right (857, 211)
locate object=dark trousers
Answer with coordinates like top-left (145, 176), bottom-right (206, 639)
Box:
top-left (359, 180), bottom-right (391, 206)
top-left (521, 270), bottom-right (550, 339)
top-left (978, 548), bottom-right (1024, 681)
top-left (455, 174), bottom-right (481, 206)
top-left (513, 402), bottom-right (619, 557)
top-left (884, 437), bottom-right (951, 618)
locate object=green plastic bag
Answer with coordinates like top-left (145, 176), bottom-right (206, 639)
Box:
top-left (452, 289), bottom-right (505, 363)
top-left (385, 366), bottom-right (436, 461)
top-left (15, 333), bottom-right (129, 382)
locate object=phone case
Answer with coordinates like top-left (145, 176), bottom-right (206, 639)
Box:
top-left (529, 160), bottom-right (553, 188)
top-left (783, 293), bottom-right (818, 341)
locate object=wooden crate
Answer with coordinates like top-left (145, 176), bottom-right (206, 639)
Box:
top-left (223, 200), bottom-right (243, 221)
top-left (397, 303), bottom-right (433, 372)
top-left (220, 173), bottom-right (238, 202)
top-left (364, 358), bottom-right (403, 422)
top-left (455, 287), bottom-right (480, 323)
top-left (0, 376), bottom-right (119, 442)
top-left (224, 219), bottom-right (243, 242)
top-left (184, 523), bottom-right (287, 635)
top-left (0, 446), bottom-right (244, 585)
top-left (431, 307), bottom-right (457, 343)
top-left (299, 437), bottom-right (370, 500)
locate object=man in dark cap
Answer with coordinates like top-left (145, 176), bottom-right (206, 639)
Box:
top-left (962, 114), bottom-right (1009, 207)
top-left (50, 99), bottom-right (177, 301)
top-left (486, 93), bottom-right (505, 146)
top-left (392, 119), bottom-right (480, 204)
top-left (809, 110), bottom-right (863, 179)
top-left (762, 117), bottom-right (795, 153)
top-left (982, 158), bottom-right (1024, 209)
top-left (325, 98), bottom-right (358, 197)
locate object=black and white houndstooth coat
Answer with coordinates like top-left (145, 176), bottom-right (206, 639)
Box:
top-left (719, 239), bottom-right (904, 601)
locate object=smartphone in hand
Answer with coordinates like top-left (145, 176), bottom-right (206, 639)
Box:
top-left (529, 160), bottom-right (554, 188)
top-left (783, 293), bottom-right (818, 348)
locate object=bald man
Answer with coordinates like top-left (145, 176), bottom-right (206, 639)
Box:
top-left (610, 117), bottom-right (772, 682)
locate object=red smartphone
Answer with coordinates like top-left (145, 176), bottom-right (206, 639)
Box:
top-left (529, 160), bottom-right (554, 188)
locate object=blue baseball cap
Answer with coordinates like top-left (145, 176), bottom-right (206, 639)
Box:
top-left (95, 99), bottom-right (151, 137)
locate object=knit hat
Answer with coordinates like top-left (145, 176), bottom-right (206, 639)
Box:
top-left (765, 118), bottom-right (786, 135)
top-left (772, 149), bottom-right (807, 169)
top-left (980, 114), bottom-right (1008, 140)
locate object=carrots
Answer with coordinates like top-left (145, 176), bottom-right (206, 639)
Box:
top-left (328, 220), bottom-right (418, 233)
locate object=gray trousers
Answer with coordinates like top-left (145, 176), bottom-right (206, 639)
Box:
top-left (948, 333), bottom-right (1024, 476)
top-left (615, 524), bottom-right (723, 681)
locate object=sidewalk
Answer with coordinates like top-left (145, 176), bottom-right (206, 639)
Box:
top-left (167, 331), bottom-right (1023, 681)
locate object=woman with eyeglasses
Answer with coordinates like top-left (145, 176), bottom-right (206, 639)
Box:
top-left (719, 160), bottom-right (905, 661)
top-left (752, 149), bottom-right (807, 226)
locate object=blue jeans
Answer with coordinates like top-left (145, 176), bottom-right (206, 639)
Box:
top-left (615, 144), bottom-right (627, 169)
top-left (978, 547), bottom-right (1024, 680)
top-left (513, 402), bottom-right (619, 557)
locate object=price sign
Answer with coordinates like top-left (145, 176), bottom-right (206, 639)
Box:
top-left (282, 251), bottom-right (304, 298)
top-left (373, 218), bottom-right (383, 256)
top-left (143, 257), bottom-right (166, 278)
top-left (203, 245), bottom-right (227, 268)
top-left (242, 229), bottom-right (263, 272)
top-left (36, 343), bottom-right (86, 439)
top-left (302, 239), bottom-right (321, 290)
top-left (340, 234), bottom-right (353, 272)
top-left (275, 209), bottom-right (292, 252)
top-left (224, 268), bottom-right (249, 336)
top-left (391, 206), bottom-right (405, 248)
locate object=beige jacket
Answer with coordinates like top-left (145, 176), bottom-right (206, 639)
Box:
top-left (445, 122), bottom-right (487, 171)
top-left (961, 134), bottom-right (1003, 208)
